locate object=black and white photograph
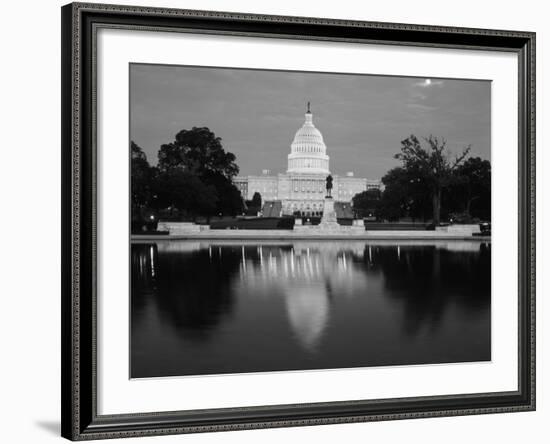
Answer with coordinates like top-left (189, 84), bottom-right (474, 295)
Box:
top-left (130, 64), bottom-right (492, 378)
top-left (0, 0), bottom-right (543, 442)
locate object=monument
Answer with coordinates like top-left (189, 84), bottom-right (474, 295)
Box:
top-left (294, 174), bottom-right (364, 234)
top-left (325, 174), bottom-right (333, 198)
top-left (318, 175), bottom-right (340, 229)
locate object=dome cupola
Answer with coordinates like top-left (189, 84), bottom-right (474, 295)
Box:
top-left (287, 103), bottom-right (330, 175)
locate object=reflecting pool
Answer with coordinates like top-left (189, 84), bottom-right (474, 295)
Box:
top-left (131, 240), bottom-right (491, 378)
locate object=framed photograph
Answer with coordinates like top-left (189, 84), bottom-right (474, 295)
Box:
top-left (61, 2), bottom-right (535, 440)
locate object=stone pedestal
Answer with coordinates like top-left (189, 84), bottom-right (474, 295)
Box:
top-left (158, 221), bottom-right (201, 235)
top-left (293, 198), bottom-right (364, 234)
top-left (319, 197), bottom-right (339, 228)
top-left (435, 224), bottom-right (481, 235)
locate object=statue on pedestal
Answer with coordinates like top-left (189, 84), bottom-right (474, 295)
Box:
top-left (325, 174), bottom-right (333, 198)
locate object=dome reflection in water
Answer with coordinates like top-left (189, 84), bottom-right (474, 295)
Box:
top-left (131, 240), bottom-right (490, 378)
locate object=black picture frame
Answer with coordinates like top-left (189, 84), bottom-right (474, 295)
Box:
top-left (61, 2), bottom-right (536, 440)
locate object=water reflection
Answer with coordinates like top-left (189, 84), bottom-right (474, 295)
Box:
top-left (236, 244), bottom-right (372, 351)
top-left (132, 242), bottom-right (241, 340)
top-left (369, 242), bottom-right (490, 336)
top-left (131, 240), bottom-right (491, 378)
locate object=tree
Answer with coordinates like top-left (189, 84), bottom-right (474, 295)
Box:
top-left (244, 191), bottom-right (262, 216)
top-left (201, 171), bottom-right (244, 216)
top-left (352, 189), bottom-right (381, 218)
top-left (451, 157), bottom-right (491, 220)
top-left (251, 192), bottom-right (262, 209)
top-left (152, 168), bottom-right (218, 218)
top-left (157, 127), bottom-right (239, 178)
top-left (131, 141), bottom-right (153, 211)
top-left (377, 167), bottom-right (431, 221)
top-left (395, 135), bottom-right (470, 225)
top-left (155, 127), bottom-right (243, 218)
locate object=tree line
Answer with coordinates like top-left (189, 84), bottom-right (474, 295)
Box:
top-left (352, 135), bottom-right (491, 224)
top-left (132, 127), bottom-right (244, 225)
top-left (132, 127), bottom-right (490, 226)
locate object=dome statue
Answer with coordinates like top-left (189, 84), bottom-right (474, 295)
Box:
top-left (287, 103), bottom-right (330, 175)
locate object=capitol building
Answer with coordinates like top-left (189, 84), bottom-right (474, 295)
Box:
top-left (234, 104), bottom-right (381, 217)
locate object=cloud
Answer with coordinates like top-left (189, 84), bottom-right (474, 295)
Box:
top-left (414, 78), bottom-right (444, 88)
top-left (411, 91), bottom-right (427, 100)
top-left (406, 103), bottom-right (438, 112)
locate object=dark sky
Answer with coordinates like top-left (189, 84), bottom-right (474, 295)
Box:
top-left (130, 64), bottom-right (491, 179)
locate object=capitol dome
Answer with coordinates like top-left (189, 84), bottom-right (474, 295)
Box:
top-left (287, 103), bottom-right (330, 175)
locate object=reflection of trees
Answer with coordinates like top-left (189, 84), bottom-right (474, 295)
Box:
top-left (132, 240), bottom-right (491, 356)
top-left (365, 243), bottom-right (490, 336)
top-left (131, 243), bottom-right (241, 340)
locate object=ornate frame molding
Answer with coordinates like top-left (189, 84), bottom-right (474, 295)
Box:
top-left (61, 2), bottom-right (535, 440)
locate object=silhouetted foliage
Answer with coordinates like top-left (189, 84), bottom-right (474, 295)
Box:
top-left (448, 157), bottom-right (491, 221)
top-left (244, 192), bottom-right (262, 216)
top-left (251, 192), bottom-right (262, 208)
top-left (377, 167), bottom-right (432, 221)
top-left (152, 127), bottom-right (243, 217)
top-left (202, 171), bottom-right (244, 216)
top-left (394, 135), bottom-right (470, 225)
top-left (157, 127), bottom-right (239, 178)
top-left (352, 188), bottom-right (381, 218)
top-left (131, 141), bottom-right (153, 209)
top-left (152, 168), bottom-right (218, 218)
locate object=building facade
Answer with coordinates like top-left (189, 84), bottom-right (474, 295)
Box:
top-left (234, 106), bottom-right (381, 217)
